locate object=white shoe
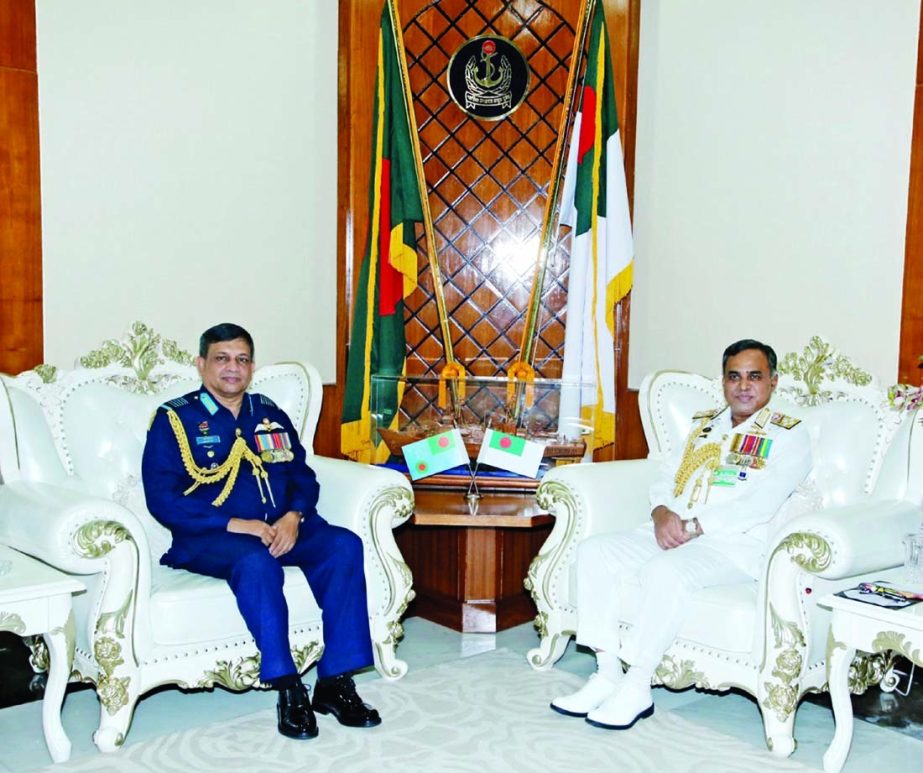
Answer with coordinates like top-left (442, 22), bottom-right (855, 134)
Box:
top-left (550, 673), bottom-right (619, 717)
top-left (585, 683), bottom-right (654, 730)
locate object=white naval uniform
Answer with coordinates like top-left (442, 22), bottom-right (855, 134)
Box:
top-left (575, 401), bottom-right (812, 683)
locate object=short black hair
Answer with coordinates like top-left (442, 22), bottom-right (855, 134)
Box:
top-left (199, 323), bottom-right (254, 359)
top-left (722, 339), bottom-right (777, 375)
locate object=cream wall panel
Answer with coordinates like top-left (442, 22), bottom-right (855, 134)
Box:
top-left (629, 0), bottom-right (918, 386)
top-left (37, 0), bottom-right (338, 379)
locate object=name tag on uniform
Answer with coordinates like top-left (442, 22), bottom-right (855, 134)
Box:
top-left (709, 465), bottom-right (739, 487)
top-left (195, 435), bottom-right (221, 445)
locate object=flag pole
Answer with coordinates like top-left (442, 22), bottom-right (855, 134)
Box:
top-left (509, 0), bottom-right (596, 419)
top-left (387, 0), bottom-right (464, 400)
top-left (518, 0), bottom-right (595, 367)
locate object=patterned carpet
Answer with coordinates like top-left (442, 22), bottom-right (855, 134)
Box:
top-left (47, 649), bottom-right (815, 772)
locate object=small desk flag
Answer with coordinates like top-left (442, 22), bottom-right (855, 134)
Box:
top-left (477, 430), bottom-right (545, 478)
top-left (402, 429), bottom-right (468, 481)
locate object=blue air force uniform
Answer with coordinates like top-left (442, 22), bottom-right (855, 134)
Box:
top-left (141, 386), bottom-right (373, 683)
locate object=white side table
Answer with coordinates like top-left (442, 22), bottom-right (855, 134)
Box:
top-left (0, 545), bottom-right (84, 763)
top-left (820, 591), bottom-right (923, 773)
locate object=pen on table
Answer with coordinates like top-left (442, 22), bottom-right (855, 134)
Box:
top-left (858, 582), bottom-right (923, 601)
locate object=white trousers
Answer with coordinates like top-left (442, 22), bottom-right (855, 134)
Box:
top-left (575, 526), bottom-right (752, 684)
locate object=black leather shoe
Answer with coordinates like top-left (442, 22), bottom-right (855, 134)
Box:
top-left (277, 683), bottom-right (319, 739)
top-left (313, 674), bottom-right (382, 728)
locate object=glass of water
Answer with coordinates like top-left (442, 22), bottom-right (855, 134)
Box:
top-left (903, 532), bottom-right (923, 585)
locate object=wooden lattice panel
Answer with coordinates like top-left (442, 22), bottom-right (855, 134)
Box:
top-left (402, 0), bottom-right (575, 393)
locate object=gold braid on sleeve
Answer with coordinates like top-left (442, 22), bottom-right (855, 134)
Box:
top-left (673, 417), bottom-right (722, 498)
top-left (165, 409), bottom-right (270, 507)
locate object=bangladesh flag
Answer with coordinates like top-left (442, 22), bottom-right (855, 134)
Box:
top-left (477, 429), bottom-right (545, 478)
top-left (402, 429), bottom-right (469, 481)
top-left (558, 3), bottom-right (634, 450)
top-left (341, 3), bottom-right (425, 464)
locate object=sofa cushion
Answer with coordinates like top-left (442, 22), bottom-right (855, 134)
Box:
top-left (112, 474), bottom-right (173, 565)
top-left (62, 382), bottom-right (195, 498)
top-left (2, 383), bottom-right (70, 485)
top-left (149, 564), bottom-right (319, 647)
top-left (797, 401), bottom-right (884, 505)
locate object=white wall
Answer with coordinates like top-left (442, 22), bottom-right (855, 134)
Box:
top-left (37, 0), bottom-right (338, 379)
top-left (629, 0), bottom-right (919, 385)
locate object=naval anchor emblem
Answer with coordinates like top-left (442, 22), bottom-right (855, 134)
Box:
top-left (447, 35), bottom-right (530, 121)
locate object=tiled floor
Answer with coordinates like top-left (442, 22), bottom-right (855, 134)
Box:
top-left (0, 619), bottom-right (921, 771)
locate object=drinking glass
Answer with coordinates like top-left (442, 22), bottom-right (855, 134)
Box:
top-left (903, 532), bottom-right (923, 585)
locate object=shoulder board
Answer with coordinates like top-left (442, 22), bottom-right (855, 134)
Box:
top-left (692, 409), bottom-right (718, 420)
top-left (770, 412), bottom-right (801, 429)
top-left (160, 396), bottom-right (189, 410)
top-left (257, 394), bottom-right (278, 409)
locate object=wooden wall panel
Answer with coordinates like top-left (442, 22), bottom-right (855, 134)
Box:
top-left (898, 1), bottom-right (923, 385)
top-left (335, 0), bottom-right (646, 459)
top-left (314, 385), bottom-right (342, 457)
top-left (0, 1), bottom-right (35, 71)
top-left (0, 0), bottom-right (43, 375)
top-left (400, 1), bottom-right (576, 381)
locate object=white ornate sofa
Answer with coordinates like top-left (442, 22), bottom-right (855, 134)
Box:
top-left (0, 323), bottom-right (415, 752)
top-left (525, 337), bottom-right (923, 756)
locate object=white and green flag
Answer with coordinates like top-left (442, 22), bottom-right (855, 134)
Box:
top-left (402, 429), bottom-right (468, 480)
top-left (477, 430), bottom-right (545, 478)
top-left (559, 2), bottom-right (633, 449)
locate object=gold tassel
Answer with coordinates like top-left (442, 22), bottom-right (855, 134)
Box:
top-left (166, 410), bottom-right (268, 507)
top-left (673, 416), bottom-right (721, 498)
top-left (438, 362), bottom-right (467, 408)
top-left (506, 361), bottom-right (536, 409)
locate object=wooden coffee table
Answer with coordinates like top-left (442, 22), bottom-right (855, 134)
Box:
top-left (0, 545), bottom-right (84, 763)
top-left (395, 490), bottom-right (553, 633)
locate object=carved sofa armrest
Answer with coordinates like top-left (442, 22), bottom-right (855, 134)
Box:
top-left (769, 500), bottom-right (923, 582)
top-left (310, 455), bottom-right (413, 531)
top-left (756, 499), bottom-right (923, 718)
top-left (308, 455), bottom-right (415, 679)
top-left (536, 458), bottom-right (659, 538)
top-left (0, 480), bottom-right (147, 690)
top-left (525, 459), bottom-right (658, 670)
top-left (0, 481), bottom-right (149, 578)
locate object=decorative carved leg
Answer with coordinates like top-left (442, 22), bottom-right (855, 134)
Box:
top-left (823, 643), bottom-right (856, 773)
top-left (761, 705), bottom-right (797, 758)
top-left (372, 617), bottom-right (409, 681)
top-left (366, 487), bottom-right (413, 681)
top-left (757, 601), bottom-right (808, 757)
top-left (527, 627), bottom-right (571, 671)
top-left (90, 585), bottom-right (138, 753)
top-left (93, 697), bottom-right (139, 754)
top-left (41, 607), bottom-right (74, 763)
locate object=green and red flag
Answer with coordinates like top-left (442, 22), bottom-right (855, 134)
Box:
top-left (402, 429), bottom-right (469, 481)
top-left (559, 2), bottom-right (634, 451)
top-left (477, 429), bottom-right (545, 478)
top-left (341, 3), bottom-right (425, 463)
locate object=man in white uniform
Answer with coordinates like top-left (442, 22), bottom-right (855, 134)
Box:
top-left (551, 339), bottom-right (812, 730)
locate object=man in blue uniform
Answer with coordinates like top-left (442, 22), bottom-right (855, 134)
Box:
top-left (142, 323), bottom-right (380, 740)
